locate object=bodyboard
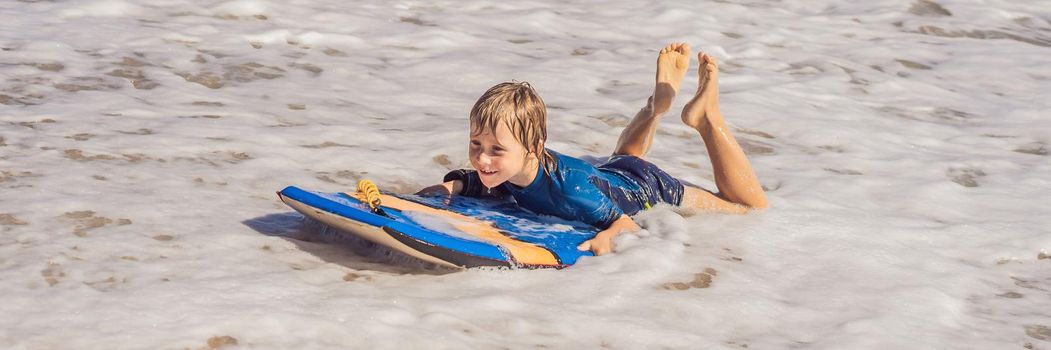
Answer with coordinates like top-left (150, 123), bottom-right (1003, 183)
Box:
top-left (277, 186), bottom-right (598, 268)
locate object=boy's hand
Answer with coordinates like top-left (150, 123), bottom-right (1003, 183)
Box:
top-left (415, 180), bottom-right (462, 196)
top-left (577, 215), bottom-right (640, 256)
top-left (577, 233), bottom-right (614, 256)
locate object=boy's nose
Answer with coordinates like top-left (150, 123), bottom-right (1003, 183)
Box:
top-left (477, 153), bottom-right (491, 165)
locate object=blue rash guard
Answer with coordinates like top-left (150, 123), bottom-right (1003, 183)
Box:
top-left (443, 149), bottom-right (685, 229)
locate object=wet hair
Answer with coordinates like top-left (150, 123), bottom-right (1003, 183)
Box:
top-left (469, 81), bottom-right (557, 174)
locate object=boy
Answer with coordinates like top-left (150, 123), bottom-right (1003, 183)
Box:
top-left (417, 43), bottom-right (767, 256)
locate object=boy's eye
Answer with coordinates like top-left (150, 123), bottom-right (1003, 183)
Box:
top-left (470, 140), bottom-right (481, 147)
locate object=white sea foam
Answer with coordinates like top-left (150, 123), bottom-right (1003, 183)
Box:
top-left (1, 0), bottom-right (1050, 348)
top-left (211, 0), bottom-right (268, 18)
top-left (58, 1), bottom-right (144, 19)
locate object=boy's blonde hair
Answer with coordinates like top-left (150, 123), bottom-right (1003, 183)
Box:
top-left (470, 81), bottom-right (556, 174)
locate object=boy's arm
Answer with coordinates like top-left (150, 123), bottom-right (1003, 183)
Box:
top-left (576, 214), bottom-right (640, 256)
top-left (415, 170), bottom-right (510, 198)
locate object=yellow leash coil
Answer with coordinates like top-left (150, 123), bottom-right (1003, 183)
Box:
top-left (355, 179), bottom-right (384, 212)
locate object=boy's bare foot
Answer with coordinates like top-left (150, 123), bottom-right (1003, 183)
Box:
top-left (682, 52), bottom-right (721, 130)
top-left (651, 43), bottom-right (690, 115)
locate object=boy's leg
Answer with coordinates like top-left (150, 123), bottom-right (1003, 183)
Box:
top-left (613, 43), bottom-right (690, 158)
top-left (680, 53), bottom-right (768, 209)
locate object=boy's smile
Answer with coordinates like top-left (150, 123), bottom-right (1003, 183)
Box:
top-left (469, 122), bottom-right (540, 189)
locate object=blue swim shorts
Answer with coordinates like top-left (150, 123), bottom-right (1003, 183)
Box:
top-left (597, 155), bottom-right (685, 213)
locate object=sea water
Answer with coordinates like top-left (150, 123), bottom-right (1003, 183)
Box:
top-left (1, 0), bottom-right (1049, 348)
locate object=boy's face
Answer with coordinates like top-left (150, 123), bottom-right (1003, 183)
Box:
top-left (469, 122), bottom-right (536, 188)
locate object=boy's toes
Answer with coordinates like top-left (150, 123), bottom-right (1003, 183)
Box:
top-left (698, 53), bottom-right (717, 68)
top-left (671, 43), bottom-right (689, 55)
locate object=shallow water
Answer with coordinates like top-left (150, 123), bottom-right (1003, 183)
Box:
top-left (2, 0), bottom-right (1050, 349)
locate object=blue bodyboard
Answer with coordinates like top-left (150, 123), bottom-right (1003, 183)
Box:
top-left (277, 186), bottom-right (597, 268)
